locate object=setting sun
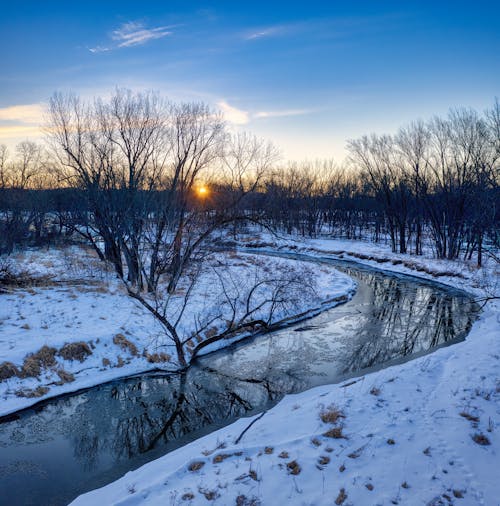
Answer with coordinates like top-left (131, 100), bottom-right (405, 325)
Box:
top-left (197, 185), bottom-right (208, 197)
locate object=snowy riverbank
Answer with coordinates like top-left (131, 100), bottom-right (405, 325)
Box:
top-left (0, 245), bottom-right (355, 417)
top-left (71, 235), bottom-right (499, 506)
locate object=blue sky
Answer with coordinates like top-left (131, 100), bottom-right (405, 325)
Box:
top-left (0, 0), bottom-right (499, 160)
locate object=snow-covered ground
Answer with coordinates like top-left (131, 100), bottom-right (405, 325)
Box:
top-left (70, 233), bottom-right (500, 506)
top-left (0, 244), bottom-right (355, 417)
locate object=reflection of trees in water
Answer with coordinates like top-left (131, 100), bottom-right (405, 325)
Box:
top-left (65, 366), bottom-right (287, 470)
top-left (340, 269), bottom-right (476, 372)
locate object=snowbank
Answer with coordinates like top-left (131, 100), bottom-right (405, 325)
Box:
top-left (71, 236), bottom-right (499, 506)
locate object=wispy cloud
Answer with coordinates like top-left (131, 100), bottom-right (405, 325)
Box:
top-left (244, 26), bottom-right (285, 41)
top-left (0, 103), bottom-right (45, 142)
top-left (254, 109), bottom-right (312, 119)
top-left (112, 21), bottom-right (173, 48)
top-left (89, 21), bottom-right (174, 53)
top-left (0, 104), bottom-right (45, 124)
top-left (218, 100), bottom-right (313, 125)
top-left (217, 101), bottom-right (249, 125)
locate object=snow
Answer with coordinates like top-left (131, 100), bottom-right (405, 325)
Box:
top-left (69, 234), bottom-right (500, 506)
top-left (0, 244), bottom-right (355, 417)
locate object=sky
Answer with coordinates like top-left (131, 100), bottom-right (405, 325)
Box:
top-left (0, 0), bottom-right (499, 161)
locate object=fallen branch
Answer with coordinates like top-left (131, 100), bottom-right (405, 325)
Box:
top-left (234, 411), bottom-right (267, 444)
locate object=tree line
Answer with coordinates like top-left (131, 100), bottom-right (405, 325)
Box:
top-left (1, 92), bottom-right (499, 269)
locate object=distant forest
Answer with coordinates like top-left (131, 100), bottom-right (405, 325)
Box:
top-left (1, 91), bottom-right (499, 271)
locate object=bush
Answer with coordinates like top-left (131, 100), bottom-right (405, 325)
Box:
top-left (58, 341), bottom-right (92, 362)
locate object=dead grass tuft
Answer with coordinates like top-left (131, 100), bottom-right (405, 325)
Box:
top-left (188, 461), bottom-right (205, 472)
top-left (113, 334), bottom-right (138, 356)
top-left (20, 357), bottom-right (41, 378)
top-left (278, 451), bottom-right (289, 459)
top-left (370, 386), bottom-right (381, 396)
top-left (15, 386), bottom-right (49, 398)
top-left (32, 345), bottom-right (57, 368)
top-left (459, 412), bottom-right (480, 423)
top-left (323, 427), bottom-right (345, 439)
top-left (472, 433), bottom-right (490, 445)
top-left (102, 358), bottom-right (111, 367)
top-left (286, 460), bottom-right (301, 475)
top-left (58, 341), bottom-right (92, 362)
top-left (335, 488), bottom-right (347, 505)
top-left (236, 495), bottom-right (260, 506)
top-left (56, 369), bottom-right (75, 383)
top-left (387, 438), bottom-right (396, 445)
top-left (366, 483), bottom-right (374, 491)
top-left (145, 351), bottom-right (171, 363)
top-left (320, 405), bottom-right (345, 424)
top-left (264, 446), bottom-right (274, 454)
top-left (181, 492), bottom-right (195, 501)
top-left (0, 361), bottom-right (20, 381)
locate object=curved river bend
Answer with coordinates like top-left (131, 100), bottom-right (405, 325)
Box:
top-left (0, 256), bottom-right (479, 506)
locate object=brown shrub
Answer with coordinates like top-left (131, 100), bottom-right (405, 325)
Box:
top-left (113, 334), bottom-right (138, 356)
top-left (32, 345), bottom-right (57, 368)
top-left (0, 361), bottom-right (20, 381)
top-left (58, 342), bottom-right (92, 362)
top-left (102, 358), bottom-right (111, 367)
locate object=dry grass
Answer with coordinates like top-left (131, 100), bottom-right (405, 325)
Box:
top-left (459, 411), bottom-right (480, 423)
top-left (472, 433), bottom-right (490, 445)
top-left (102, 358), bottom-right (111, 367)
top-left (264, 446), bottom-right (274, 454)
top-left (286, 460), bottom-right (301, 475)
top-left (335, 488), bottom-right (347, 505)
top-left (366, 483), bottom-right (374, 491)
top-left (323, 427), bottom-right (345, 439)
top-left (187, 461), bottom-right (205, 472)
top-left (278, 451), bottom-right (289, 459)
top-left (113, 334), bottom-right (138, 356)
top-left (20, 356), bottom-right (41, 378)
top-left (56, 369), bottom-right (75, 383)
top-left (370, 386), bottom-right (381, 396)
top-left (31, 345), bottom-right (57, 368)
top-left (318, 456), bottom-right (330, 465)
top-left (236, 495), bottom-right (260, 506)
top-left (58, 341), bottom-right (92, 362)
top-left (0, 361), bottom-right (20, 381)
top-left (319, 405), bottom-right (345, 424)
top-left (212, 452), bottom-right (242, 464)
top-left (145, 351), bottom-right (171, 363)
top-left (15, 386), bottom-right (49, 398)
